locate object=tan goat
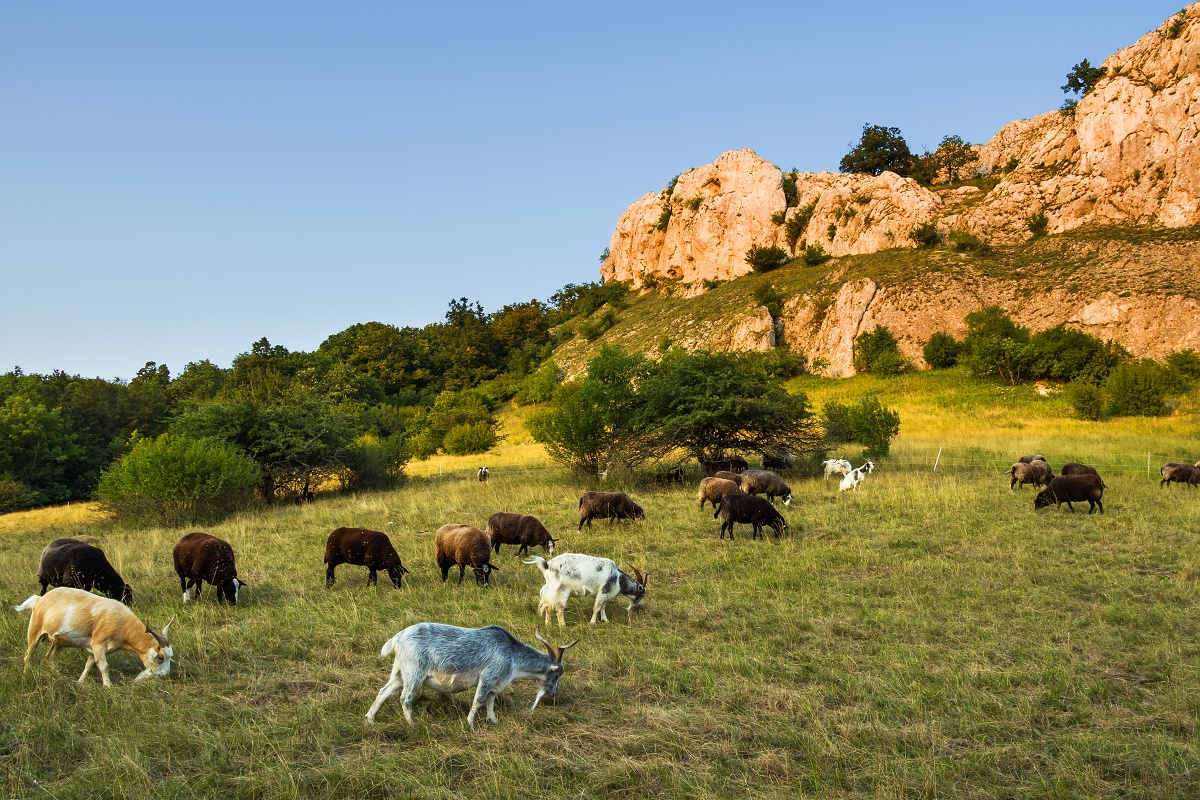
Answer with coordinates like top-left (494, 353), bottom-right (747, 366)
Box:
top-left (15, 587), bottom-right (174, 687)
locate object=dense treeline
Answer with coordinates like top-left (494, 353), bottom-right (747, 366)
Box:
top-left (0, 281), bottom-right (627, 515)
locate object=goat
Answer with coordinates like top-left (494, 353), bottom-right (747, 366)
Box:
top-left (1035, 474), bottom-right (1105, 514)
top-left (577, 491), bottom-right (645, 530)
top-left (324, 527), bottom-right (411, 589)
top-left (1160, 462), bottom-right (1200, 488)
top-left (697, 476), bottom-right (744, 509)
top-left (839, 460), bottom-right (876, 491)
top-left (435, 524), bottom-right (499, 586)
top-left (822, 459), bottom-right (853, 479)
top-left (477, 466), bottom-right (490, 482)
top-left (365, 623), bottom-right (577, 727)
top-left (487, 512), bottom-right (556, 557)
top-left (173, 532), bottom-right (244, 605)
top-left (15, 588), bottom-right (173, 687)
top-left (37, 538), bottom-right (133, 606)
top-left (715, 493), bottom-right (787, 540)
top-left (1009, 460), bottom-right (1053, 490)
top-left (738, 469), bottom-right (792, 505)
top-left (526, 554), bottom-right (647, 625)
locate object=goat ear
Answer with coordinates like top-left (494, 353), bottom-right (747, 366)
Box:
top-left (161, 615), bottom-right (176, 640)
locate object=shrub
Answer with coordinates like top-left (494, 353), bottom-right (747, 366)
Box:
top-left (909, 222), bottom-right (942, 249)
top-left (753, 285), bottom-right (783, 319)
top-left (598, 247), bottom-right (610, 264)
top-left (854, 325), bottom-right (907, 375)
top-left (802, 243), bottom-right (832, 266)
top-left (770, 210), bottom-right (786, 226)
top-left (932, 135), bottom-right (979, 183)
top-left (827, 223), bottom-right (837, 241)
top-left (579, 308), bottom-right (618, 341)
top-left (848, 395), bottom-right (901, 458)
top-left (1166, 349), bottom-right (1200, 383)
top-left (684, 196), bottom-right (703, 212)
top-left (1067, 380), bottom-right (1104, 420)
top-left (97, 435), bottom-right (261, 526)
top-left (1104, 360), bottom-right (1170, 417)
top-left (656, 205), bottom-right (673, 232)
top-left (515, 363), bottom-right (559, 405)
top-left (923, 332), bottom-right (961, 369)
top-left (1004, 157), bottom-right (1019, 172)
top-left (1025, 325), bottom-right (1124, 383)
top-left (342, 435), bottom-right (407, 491)
top-left (786, 203), bottom-right (816, 249)
top-left (442, 422), bottom-right (499, 455)
top-left (0, 474), bottom-right (39, 514)
top-left (1027, 211), bottom-right (1049, 238)
top-left (1062, 59), bottom-right (1107, 97)
top-left (949, 230), bottom-right (990, 253)
top-left (821, 402), bottom-right (854, 445)
top-left (745, 245), bottom-right (789, 273)
top-left (781, 172), bottom-right (799, 208)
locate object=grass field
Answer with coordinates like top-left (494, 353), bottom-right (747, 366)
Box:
top-left (2, 373), bottom-right (1199, 798)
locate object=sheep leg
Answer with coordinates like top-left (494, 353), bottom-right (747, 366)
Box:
top-left (325, 563), bottom-right (337, 588)
top-left (178, 572), bottom-right (189, 599)
top-left (458, 565), bottom-right (466, 584)
top-left (368, 568), bottom-right (378, 587)
top-left (1065, 500), bottom-right (1076, 512)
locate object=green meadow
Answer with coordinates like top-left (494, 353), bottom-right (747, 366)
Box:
top-left (2, 371), bottom-right (1199, 799)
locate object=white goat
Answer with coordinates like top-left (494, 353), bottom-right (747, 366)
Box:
top-left (15, 587), bottom-right (174, 687)
top-left (365, 623), bottom-right (576, 726)
top-left (823, 458), bottom-right (853, 479)
top-left (526, 554), bottom-right (647, 625)
top-left (839, 460), bottom-right (876, 492)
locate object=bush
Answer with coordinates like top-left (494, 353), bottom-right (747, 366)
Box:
top-left (753, 285), bottom-right (783, 319)
top-left (853, 325), bottom-right (907, 375)
top-left (97, 435), bottom-right (261, 526)
top-left (923, 332), bottom-right (961, 369)
top-left (786, 203), bottom-right (816, 250)
top-left (1105, 360), bottom-right (1170, 417)
top-left (1067, 380), bottom-right (1104, 420)
top-left (770, 210), bottom-right (786, 226)
top-left (656, 205), bottom-right (672, 232)
top-left (442, 422), bottom-right (499, 455)
top-left (342, 435), bottom-right (407, 491)
top-left (1025, 324), bottom-right (1123, 383)
top-left (1027, 212), bottom-right (1049, 238)
top-left (0, 474), bottom-right (39, 514)
top-left (745, 245), bottom-right (789, 273)
top-left (515, 363), bottom-right (559, 405)
top-left (579, 308), bottom-right (618, 341)
top-left (821, 402), bottom-right (854, 445)
top-left (909, 223), bottom-right (942, 249)
top-left (848, 396), bottom-right (901, 458)
top-left (948, 230), bottom-right (990, 253)
top-left (1166, 349), bottom-right (1200, 384)
top-left (802, 243), bottom-right (832, 266)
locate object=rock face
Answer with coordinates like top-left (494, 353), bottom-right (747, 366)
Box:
top-left (602, 4), bottom-right (1200, 287)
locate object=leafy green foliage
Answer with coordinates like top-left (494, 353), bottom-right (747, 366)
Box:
top-left (909, 223), bottom-right (942, 249)
top-left (961, 307), bottom-right (1032, 385)
top-left (1027, 212), bottom-right (1049, 238)
top-left (786, 203), bottom-right (816, 249)
top-left (96, 434), bottom-right (260, 526)
top-left (821, 396), bottom-right (901, 457)
top-left (656, 205), bottom-right (673, 232)
top-left (405, 389), bottom-right (498, 459)
top-left (1062, 59), bottom-right (1107, 97)
top-left (753, 285), bottom-right (783, 319)
top-left (948, 230), bottom-right (990, 253)
top-left (442, 422), bottom-right (499, 455)
top-left (802, 243), bottom-right (832, 266)
top-left (854, 325), bottom-right (907, 376)
top-left (1025, 325), bottom-right (1126, 384)
top-left (745, 245), bottom-right (789, 273)
top-left (1104, 360), bottom-right (1171, 417)
top-left (1067, 380), bottom-right (1104, 420)
top-left (770, 210), bottom-right (786, 226)
top-left (341, 435), bottom-right (407, 492)
top-left (0, 395), bottom-right (78, 506)
top-left (515, 363), bottom-right (559, 405)
top-left (931, 135), bottom-right (979, 183)
top-left (839, 124), bottom-right (914, 177)
top-left (923, 332), bottom-right (962, 369)
top-left (578, 308), bottom-right (618, 341)
top-left (781, 171), bottom-right (799, 208)
top-left (1166, 349), bottom-right (1200, 383)
top-left (0, 474), bottom-right (39, 514)
top-left (684, 196), bottom-right (703, 212)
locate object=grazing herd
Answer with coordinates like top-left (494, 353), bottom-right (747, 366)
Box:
top-left (10, 445), bottom-right (1195, 727)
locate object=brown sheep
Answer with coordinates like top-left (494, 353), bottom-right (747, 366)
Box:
top-left (715, 494), bottom-right (788, 540)
top-left (173, 532), bottom-right (244, 605)
top-left (738, 470), bottom-right (793, 505)
top-left (325, 527), bottom-right (411, 589)
top-left (1060, 462), bottom-right (1101, 478)
top-left (1160, 462), bottom-right (1200, 488)
top-left (577, 491), bottom-right (645, 530)
top-left (486, 512), bottom-right (556, 557)
top-left (712, 470), bottom-right (742, 484)
top-left (1018, 454), bottom-right (1047, 464)
top-left (435, 524), bottom-right (499, 586)
top-left (1035, 474), bottom-right (1105, 514)
top-left (698, 477), bottom-right (744, 509)
top-left (1009, 460), bottom-right (1053, 490)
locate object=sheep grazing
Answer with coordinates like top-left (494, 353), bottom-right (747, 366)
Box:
top-left (1009, 460), bottom-right (1053, 490)
top-left (713, 470), bottom-right (743, 484)
top-left (526, 554), bottom-right (647, 625)
top-left (1060, 462), bottom-right (1100, 478)
top-left (1160, 462), bottom-right (1200, 488)
top-left (486, 512), bottom-right (556, 557)
top-left (15, 588), bottom-right (173, 687)
top-left (702, 455), bottom-right (748, 473)
top-left (715, 494), bottom-right (788, 540)
top-left (37, 538), bottom-right (133, 607)
top-left (839, 460), bottom-right (876, 492)
top-left (173, 532), bottom-right (244, 605)
top-left (435, 524), bottom-right (499, 586)
top-left (1018, 454), bottom-right (1047, 465)
top-left (739, 469), bottom-right (792, 505)
top-left (324, 527), bottom-right (411, 589)
top-left (697, 477), bottom-right (744, 509)
top-left (822, 459), bottom-right (853, 479)
top-left (761, 450), bottom-right (795, 470)
top-left (577, 491), bottom-right (645, 530)
top-left (477, 466), bottom-right (490, 482)
top-left (1035, 474), bottom-right (1105, 514)
top-left (365, 623), bottom-right (577, 727)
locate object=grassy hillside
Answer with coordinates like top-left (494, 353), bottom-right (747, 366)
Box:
top-left (2, 373), bottom-right (1199, 798)
top-left (554, 224), bottom-right (1200, 375)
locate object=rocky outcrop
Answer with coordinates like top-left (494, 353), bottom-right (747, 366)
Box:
top-left (602, 5), bottom-right (1200, 286)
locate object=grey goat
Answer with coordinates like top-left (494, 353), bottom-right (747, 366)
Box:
top-left (364, 623), bottom-right (577, 727)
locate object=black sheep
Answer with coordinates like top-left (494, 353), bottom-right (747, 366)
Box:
top-left (37, 538), bottom-right (133, 606)
top-left (577, 491), bottom-right (645, 530)
top-left (1035, 474), bottom-right (1105, 514)
top-left (715, 494), bottom-right (788, 540)
top-left (324, 527), bottom-right (411, 588)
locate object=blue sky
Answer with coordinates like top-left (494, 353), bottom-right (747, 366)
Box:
top-left (0, 1), bottom-right (1183, 380)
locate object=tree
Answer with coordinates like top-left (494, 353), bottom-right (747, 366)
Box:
top-left (0, 395), bottom-right (78, 505)
top-left (853, 325), bottom-right (907, 375)
top-left (745, 245), bottom-right (789, 273)
top-left (960, 307), bottom-right (1032, 385)
top-left (1104, 360), bottom-right (1170, 417)
top-left (839, 124), bottom-right (914, 177)
top-left (932, 135), bottom-right (979, 183)
top-left (1062, 59), bottom-right (1107, 97)
top-left (923, 332), bottom-right (961, 369)
top-left (847, 396), bottom-right (901, 458)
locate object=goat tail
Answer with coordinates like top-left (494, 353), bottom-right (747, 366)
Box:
top-left (380, 634), bottom-right (400, 659)
top-left (523, 556), bottom-right (550, 575)
top-left (13, 595), bottom-right (39, 613)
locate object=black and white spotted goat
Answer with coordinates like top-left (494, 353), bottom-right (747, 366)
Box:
top-left (364, 623), bottom-right (576, 727)
top-left (525, 554), bottom-right (647, 626)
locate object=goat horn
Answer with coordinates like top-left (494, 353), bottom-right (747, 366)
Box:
top-left (533, 627), bottom-right (556, 659)
top-left (556, 639), bottom-right (579, 662)
top-left (161, 615), bottom-right (176, 639)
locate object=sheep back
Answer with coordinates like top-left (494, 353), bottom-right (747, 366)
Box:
top-left (324, 527), bottom-right (402, 570)
top-left (577, 491), bottom-right (645, 529)
top-left (173, 532), bottom-right (239, 584)
top-left (716, 494), bottom-right (787, 539)
top-left (487, 512), bottom-right (554, 555)
top-left (738, 469), bottom-right (792, 501)
top-left (698, 477), bottom-right (743, 509)
top-left (38, 538), bottom-right (132, 606)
